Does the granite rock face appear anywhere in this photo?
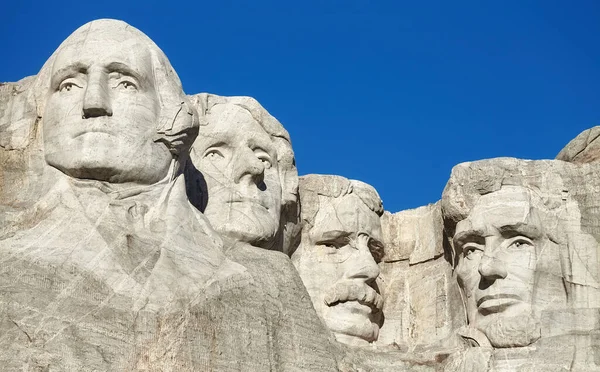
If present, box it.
[292,174,385,347]
[1,18,599,371]
[0,19,340,371]
[186,93,300,255]
[376,202,464,351]
[557,126,600,163]
[441,158,600,371]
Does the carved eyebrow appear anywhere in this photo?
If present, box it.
[248,136,276,155]
[453,229,485,246]
[316,230,351,242]
[51,62,87,89]
[105,62,144,83]
[199,131,232,148]
[204,140,228,148]
[498,223,541,240]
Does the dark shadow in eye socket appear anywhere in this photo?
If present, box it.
[257,181,267,191]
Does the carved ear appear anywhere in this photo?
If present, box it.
[148,46,199,156]
[274,139,299,207]
[155,99,199,156]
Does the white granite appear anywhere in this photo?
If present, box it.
[1,17,599,372]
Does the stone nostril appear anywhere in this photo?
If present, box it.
[82,107,113,119]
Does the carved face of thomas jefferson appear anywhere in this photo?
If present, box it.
[43,22,172,184]
[191,103,283,247]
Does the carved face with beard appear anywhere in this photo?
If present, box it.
[292,175,384,347]
[453,186,543,348]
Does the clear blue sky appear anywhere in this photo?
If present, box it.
[3,1,599,212]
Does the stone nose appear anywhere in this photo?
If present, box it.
[344,238,380,284]
[232,148,265,185]
[82,72,113,118]
[478,254,508,281]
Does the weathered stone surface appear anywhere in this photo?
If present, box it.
[185,95,341,369]
[186,93,300,254]
[376,201,463,352]
[441,157,600,370]
[376,256,465,351]
[381,202,444,264]
[557,126,600,163]
[0,75,36,150]
[292,174,384,347]
[3,17,600,371]
[0,19,340,371]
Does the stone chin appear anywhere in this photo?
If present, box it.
[478,312,541,348]
[208,209,278,247]
[323,302,380,346]
[45,145,172,185]
[44,128,173,185]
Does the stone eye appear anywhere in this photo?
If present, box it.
[318,235,351,252]
[260,158,271,168]
[317,241,342,252]
[117,80,137,91]
[255,152,272,169]
[508,238,533,250]
[204,149,224,160]
[463,245,483,260]
[59,80,81,92]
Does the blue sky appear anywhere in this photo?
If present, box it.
[2,1,599,212]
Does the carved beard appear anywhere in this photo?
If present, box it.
[479,312,541,348]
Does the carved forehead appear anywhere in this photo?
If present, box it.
[35,19,184,114]
[194,103,277,156]
[61,19,147,44]
[454,186,543,239]
[299,175,383,226]
[469,186,531,222]
[207,104,269,135]
[53,21,153,73]
[309,193,383,241]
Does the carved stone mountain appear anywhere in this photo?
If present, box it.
[1,18,599,372]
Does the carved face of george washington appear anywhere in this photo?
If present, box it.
[43,21,173,185]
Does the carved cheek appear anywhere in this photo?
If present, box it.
[456,259,479,292]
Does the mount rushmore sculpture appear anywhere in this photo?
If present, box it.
[0,19,598,371]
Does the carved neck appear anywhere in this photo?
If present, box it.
[62,159,180,222]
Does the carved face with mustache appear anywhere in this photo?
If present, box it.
[293,190,384,346]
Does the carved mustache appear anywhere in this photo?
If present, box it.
[323,281,383,313]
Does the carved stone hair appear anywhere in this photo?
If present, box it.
[441,158,564,240]
[32,19,198,158]
[190,93,298,207]
[298,174,384,230]
[441,158,600,308]
[188,93,299,253]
